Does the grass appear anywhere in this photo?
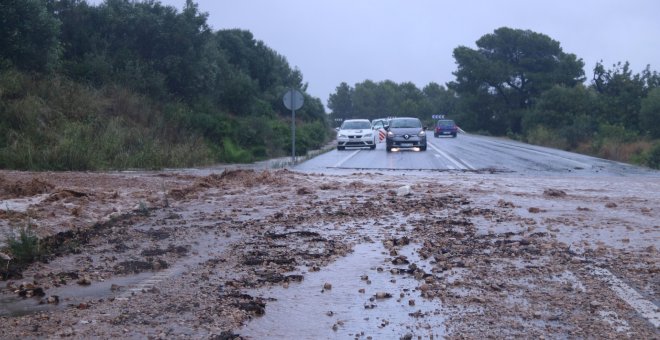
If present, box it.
[270,140,336,169]
[5,224,41,265]
[0,70,333,171]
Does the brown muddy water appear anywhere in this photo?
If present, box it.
[240,242,446,339]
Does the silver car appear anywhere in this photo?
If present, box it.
[336,119,377,150]
[385,117,427,152]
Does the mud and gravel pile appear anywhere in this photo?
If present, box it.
[0,169,657,338]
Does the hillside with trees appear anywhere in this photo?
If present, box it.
[0,0,331,170]
[328,27,660,169]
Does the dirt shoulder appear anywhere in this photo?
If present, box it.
[0,169,658,338]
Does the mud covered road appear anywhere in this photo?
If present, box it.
[0,168,658,338]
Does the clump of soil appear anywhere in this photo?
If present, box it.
[0,177,54,198]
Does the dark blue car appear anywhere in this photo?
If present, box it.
[434,119,458,138]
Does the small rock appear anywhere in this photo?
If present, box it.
[392,256,409,265]
[77,277,91,286]
[408,299,415,306]
[323,282,332,290]
[605,202,617,208]
[396,185,411,196]
[375,292,392,299]
[297,187,313,195]
[543,189,567,197]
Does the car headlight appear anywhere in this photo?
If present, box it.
[418,130,426,136]
[338,134,346,138]
[387,131,394,137]
[364,133,373,138]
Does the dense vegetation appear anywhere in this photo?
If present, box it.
[329,27,660,169]
[0,0,331,170]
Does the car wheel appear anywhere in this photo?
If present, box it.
[420,145,427,151]
[386,146,392,152]
[434,133,439,138]
[452,133,457,138]
[370,145,376,150]
[337,146,345,151]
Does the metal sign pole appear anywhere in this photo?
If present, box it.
[282,88,303,166]
[291,88,296,164]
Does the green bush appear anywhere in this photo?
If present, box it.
[648,142,660,169]
[525,126,568,150]
[221,138,252,163]
[6,225,41,264]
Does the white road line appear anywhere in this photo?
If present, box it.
[588,266,660,328]
[461,159,475,170]
[333,149,360,168]
[428,143,471,170]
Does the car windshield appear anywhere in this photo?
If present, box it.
[437,120,455,127]
[390,118,421,128]
[341,121,370,129]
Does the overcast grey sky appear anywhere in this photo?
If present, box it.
[92,0,660,109]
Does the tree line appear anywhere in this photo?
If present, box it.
[329,27,660,168]
[0,0,330,170]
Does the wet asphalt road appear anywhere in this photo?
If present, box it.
[295,133,659,177]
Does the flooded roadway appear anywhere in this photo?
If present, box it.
[241,242,445,339]
[1,138,659,338]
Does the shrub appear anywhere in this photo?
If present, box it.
[6,225,41,264]
[648,142,660,169]
[221,138,252,163]
[525,126,568,150]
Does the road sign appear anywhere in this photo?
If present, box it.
[283,89,304,164]
[283,89,304,111]
[432,114,446,119]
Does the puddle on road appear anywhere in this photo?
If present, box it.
[0,228,240,317]
[240,242,446,339]
[0,272,153,317]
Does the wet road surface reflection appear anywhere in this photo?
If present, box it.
[240,242,446,339]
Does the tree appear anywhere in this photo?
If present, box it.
[0,0,61,72]
[328,82,354,119]
[422,82,458,119]
[640,87,660,138]
[449,27,585,134]
[523,84,599,147]
[591,61,649,130]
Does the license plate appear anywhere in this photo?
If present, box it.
[442,131,451,134]
[401,143,413,147]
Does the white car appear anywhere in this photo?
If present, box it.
[336,119,377,150]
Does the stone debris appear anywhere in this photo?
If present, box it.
[0,169,657,339]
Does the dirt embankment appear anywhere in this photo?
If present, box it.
[0,169,658,338]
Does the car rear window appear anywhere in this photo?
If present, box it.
[342,121,371,129]
[390,118,421,128]
[437,120,455,127]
